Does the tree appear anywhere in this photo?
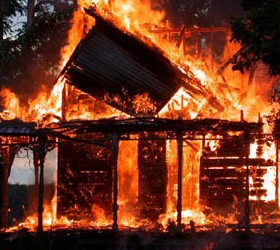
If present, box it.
[230,0,280,76]
[0,0,76,104]
[27,0,35,30]
[0,0,23,42]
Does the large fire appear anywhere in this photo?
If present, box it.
[1,0,279,232]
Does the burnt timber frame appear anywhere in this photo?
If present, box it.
[150,26,230,72]
[0,117,277,233]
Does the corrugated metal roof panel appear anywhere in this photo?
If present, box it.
[59,9,186,116]
[0,120,36,135]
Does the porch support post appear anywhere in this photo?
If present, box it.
[244,130,250,233]
[37,136,46,233]
[112,132,119,232]
[176,131,183,232]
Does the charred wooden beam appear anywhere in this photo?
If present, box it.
[69,118,263,135]
[175,25,186,49]
[149,27,230,35]
[216,46,248,75]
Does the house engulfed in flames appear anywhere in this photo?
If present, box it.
[0,2,280,241]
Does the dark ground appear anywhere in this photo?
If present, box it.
[2,228,280,250]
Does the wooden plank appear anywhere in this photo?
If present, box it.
[201,178,246,186]
[200,169,267,178]
[200,158,274,167]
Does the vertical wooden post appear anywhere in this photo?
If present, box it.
[202,132,206,151]
[210,31,214,73]
[27,0,35,30]
[275,140,279,206]
[33,151,39,204]
[244,130,250,233]
[37,136,46,233]
[0,147,9,229]
[61,83,67,122]
[176,131,183,232]
[112,132,119,232]
[196,31,201,59]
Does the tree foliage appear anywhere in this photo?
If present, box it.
[1,0,24,38]
[0,0,75,104]
[230,0,280,76]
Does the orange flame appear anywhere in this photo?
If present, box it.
[2,0,279,232]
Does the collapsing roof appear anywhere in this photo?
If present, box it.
[58,7,224,116]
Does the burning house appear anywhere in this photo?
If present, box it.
[1,1,280,249]
[54,6,278,224]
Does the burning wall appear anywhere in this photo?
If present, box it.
[57,139,113,220]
